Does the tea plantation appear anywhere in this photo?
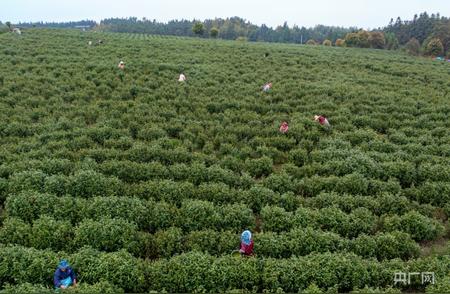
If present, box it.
[0,29,449,293]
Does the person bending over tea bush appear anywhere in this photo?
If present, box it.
[239,230,254,256]
[314,115,331,128]
[262,82,272,92]
[54,260,77,290]
[279,121,289,133]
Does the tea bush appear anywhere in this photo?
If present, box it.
[381,211,445,241]
[0,29,448,292]
[73,218,141,253]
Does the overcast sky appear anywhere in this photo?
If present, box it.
[2,0,449,29]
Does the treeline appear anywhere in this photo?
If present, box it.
[99,17,354,43]
[16,20,96,29]
[384,12,450,57]
[7,12,450,56]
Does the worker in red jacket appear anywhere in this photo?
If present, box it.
[314,115,330,127]
[279,121,289,133]
[239,230,254,256]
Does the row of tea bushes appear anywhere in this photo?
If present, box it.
[0,245,448,293]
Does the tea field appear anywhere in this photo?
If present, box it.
[0,29,449,293]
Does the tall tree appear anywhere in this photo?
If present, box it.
[405,38,421,55]
[192,22,205,36]
[432,20,450,54]
[385,32,399,50]
[210,27,219,38]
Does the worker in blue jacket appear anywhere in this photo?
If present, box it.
[53,260,77,290]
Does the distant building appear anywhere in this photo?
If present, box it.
[74,25,91,31]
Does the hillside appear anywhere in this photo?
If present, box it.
[0,29,449,293]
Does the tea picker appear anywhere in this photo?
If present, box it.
[314,115,331,128]
[54,260,77,291]
[239,230,254,256]
[279,121,289,133]
[262,82,272,92]
[118,61,125,70]
[178,73,186,82]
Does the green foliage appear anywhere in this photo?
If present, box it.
[73,218,140,252]
[65,281,124,294]
[30,216,73,251]
[176,200,220,231]
[80,196,149,229]
[68,170,122,198]
[70,247,145,293]
[426,276,450,293]
[0,218,31,247]
[8,170,47,194]
[385,32,399,50]
[405,38,421,55]
[210,27,219,38]
[261,206,293,232]
[1,245,449,292]
[0,283,53,294]
[350,286,401,293]
[302,283,323,293]
[0,29,448,294]
[154,227,183,258]
[382,211,444,241]
[5,191,79,223]
[0,245,59,287]
[351,231,420,260]
[147,251,260,293]
[243,185,279,213]
[245,156,273,178]
[192,22,205,36]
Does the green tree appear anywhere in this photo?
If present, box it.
[192,22,205,36]
[306,39,317,45]
[405,38,421,56]
[210,27,219,38]
[385,32,399,50]
[5,21,12,31]
[432,21,450,54]
[368,32,386,49]
[322,39,332,46]
[424,38,444,56]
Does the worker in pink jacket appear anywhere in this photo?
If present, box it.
[279,121,289,133]
[314,115,330,127]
